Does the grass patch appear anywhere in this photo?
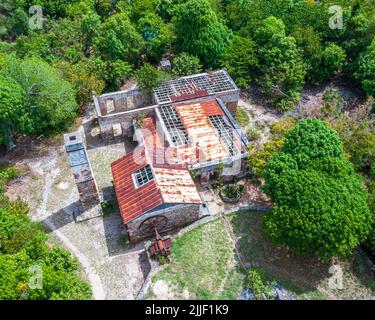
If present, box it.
[151,220,245,299]
[235,106,250,127]
[150,211,375,300]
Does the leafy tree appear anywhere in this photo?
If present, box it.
[48,18,86,63]
[94,12,143,64]
[316,43,346,82]
[172,53,202,77]
[342,11,373,61]
[43,246,79,273]
[256,18,306,111]
[15,33,54,62]
[282,118,344,167]
[173,0,232,68]
[0,0,28,40]
[94,0,114,17]
[80,11,102,54]
[155,0,175,21]
[354,37,375,97]
[220,36,259,88]
[0,75,29,145]
[0,207,47,259]
[54,60,105,106]
[291,26,324,84]
[22,0,83,18]
[262,119,372,260]
[137,12,173,63]
[134,63,168,93]
[1,55,78,135]
[253,16,286,45]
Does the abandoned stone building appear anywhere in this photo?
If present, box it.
[73,69,249,242]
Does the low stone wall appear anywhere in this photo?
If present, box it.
[97,106,156,139]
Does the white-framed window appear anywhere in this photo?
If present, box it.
[132,165,154,188]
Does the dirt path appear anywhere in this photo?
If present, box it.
[222,215,249,271]
[25,149,107,300]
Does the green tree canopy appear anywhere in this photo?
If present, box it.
[173,0,232,68]
[0,75,29,144]
[262,119,372,261]
[134,63,168,93]
[256,19,306,111]
[137,12,174,63]
[220,36,259,88]
[355,37,375,97]
[1,55,78,135]
[94,12,143,64]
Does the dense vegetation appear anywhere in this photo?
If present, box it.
[1,0,375,294]
[262,119,373,260]
[0,0,374,144]
[0,167,92,300]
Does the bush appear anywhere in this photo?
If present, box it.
[172,53,202,77]
[247,268,267,299]
[221,184,240,199]
[247,128,261,141]
[247,268,276,300]
[235,107,250,127]
[134,63,168,93]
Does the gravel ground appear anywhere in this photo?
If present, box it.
[3,106,150,300]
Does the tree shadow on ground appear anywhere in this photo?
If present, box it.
[347,249,375,295]
[229,211,331,297]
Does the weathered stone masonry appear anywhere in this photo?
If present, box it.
[127,203,202,242]
[64,131,101,210]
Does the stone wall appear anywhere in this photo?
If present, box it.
[126,203,203,243]
[76,180,101,209]
[97,89,151,115]
[97,106,157,139]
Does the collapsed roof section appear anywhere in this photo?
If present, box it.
[153,69,239,105]
[151,99,249,169]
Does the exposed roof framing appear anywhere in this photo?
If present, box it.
[209,115,238,157]
[153,69,238,104]
[158,105,189,147]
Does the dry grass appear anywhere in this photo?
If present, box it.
[149,219,245,300]
[149,211,375,300]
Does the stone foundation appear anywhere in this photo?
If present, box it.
[126,203,204,243]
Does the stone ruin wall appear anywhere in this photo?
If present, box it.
[126,203,202,243]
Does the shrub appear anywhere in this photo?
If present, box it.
[134,63,168,93]
[172,53,202,77]
[247,127,261,141]
[235,107,250,127]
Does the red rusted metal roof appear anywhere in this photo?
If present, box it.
[111,148,164,224]
[112,150,202,224]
